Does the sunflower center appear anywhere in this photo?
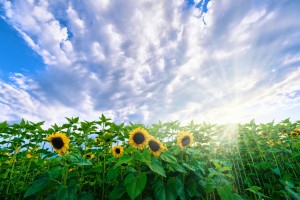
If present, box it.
[115,148,121,154]
[52,137,64,149]
[182,136,190,146]
[149,140,160,152]
[133,132,145,144]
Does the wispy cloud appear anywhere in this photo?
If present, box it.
[0,0,300,125]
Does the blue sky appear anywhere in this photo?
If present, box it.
[0,0,300,125]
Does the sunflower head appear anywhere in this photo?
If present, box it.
[148,137,166,157]
[46,132,70,154]
[177,131,194,149]
[5,152,11,157]
[26,154,33,159]
[84,153,95,160]
[95,137,104,146]
[112,145,124,158]
[291,127,300,136]
[129,128,150,149]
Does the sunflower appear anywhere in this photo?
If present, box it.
[129,128,150,149]
[5,152,11,157]
[177,131,194,149]
[46,132,70,154]
[95,138,104,146]
[26,154,33,159]
[112,145,124,158]
[291,127,300,137]
[14,147,21,154]
[148,137,166,157]
[84,153,95,160]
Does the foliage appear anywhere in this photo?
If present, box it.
[0,116,300,199]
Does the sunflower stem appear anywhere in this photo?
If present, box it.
[102,154,106,200]
[6,149,17,196]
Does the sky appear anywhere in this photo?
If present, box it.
[0,0,300,126]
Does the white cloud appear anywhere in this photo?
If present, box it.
[0,0,300,125]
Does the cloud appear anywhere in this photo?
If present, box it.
[0,0,300,125]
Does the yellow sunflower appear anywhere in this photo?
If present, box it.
[291,127,300,137]
[84,153,95,160]
[177,131,194,149]
[111,145,124,158]
[148,137,166,157]
[129,128,150,149]
[95,137,104,146]
[26,154,33,159]
[46,132,70,154]
[5,152,11,157]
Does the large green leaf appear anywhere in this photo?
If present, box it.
[48,166,65,179]
[168,163,187,174]
[246,186,269,199]
[273,168,281,176]
[54,184,68,200]
[176,176,186,200]
[78,191,94,200]
[110,183,126,200]
[166,178,179,200]
[216,185,234,200]
[160,151,177,163]
[124,173,147,199]
[66,152,92,166]
[154,179,166,200]
[186,178,200,198]
[285,186,300,200]
[134,150,151,163]
[154,178,178,200]
[107,167,120,181]
[147,159,166,177]
[115,155,132,167]
[182,163,195,171]
[24,173,58,198]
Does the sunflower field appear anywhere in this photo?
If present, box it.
[1,115,300,200]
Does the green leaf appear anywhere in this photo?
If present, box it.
[160,151,177,163]
[216,185,234,200]
[186,178,200,197]
[134,150,151,163]
[66,153,92,166]
[154,179,166,200]
[220,166,232,172]
[107,167,120,181]
[67,179,78,199]
[246,186,269,198]
[166,178,179,200]
[267,148,281,153]
[115,155,132,167]
[244,177,253,188]
[74,159,92,166]
[168,163,187,173]
[48,166,64,179]
[182,163,195,171]
[24,173,58,198]
[126,167,137,173]
[78,191,94,200]
[147,159,166,177]
[247,186,261,192]
[285,186,300,200]
[273,168,281,176]
[176,176,186,200]
[124,173,147,199]
[55,184,68,200]
[110,183,126,200]
[233,193,244,200]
